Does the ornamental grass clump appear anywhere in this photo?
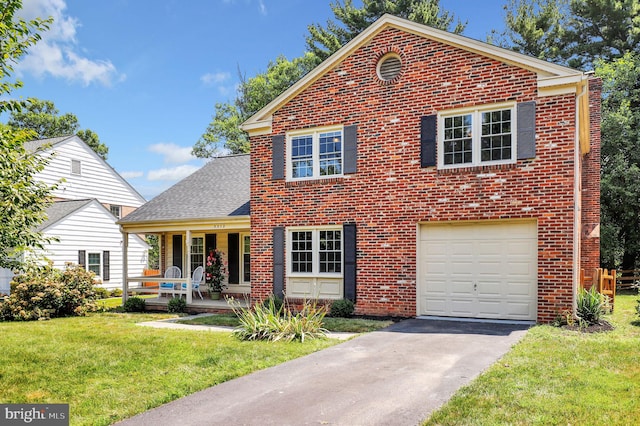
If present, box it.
[229,296,328,342]
[576,286,607,326]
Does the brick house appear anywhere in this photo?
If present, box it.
[241,14,600,323]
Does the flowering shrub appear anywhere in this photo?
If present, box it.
[0,263,98,321]
[205,248,226,293]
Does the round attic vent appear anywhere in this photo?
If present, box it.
[377,54,402,82]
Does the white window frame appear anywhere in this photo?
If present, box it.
[287,226,343,278]
[438,102,517,169]
[241,233,250,284]
[87,252,101,277]
[110,205,122,219]
[190,236,204,276]
[286,125,344,181]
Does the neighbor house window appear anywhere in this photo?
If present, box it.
[110,205,121,219]
[71,159,82,175]
[439,104,516,168]
[287,126,343,180]
[288,227,342,276]
[88,253,101,276]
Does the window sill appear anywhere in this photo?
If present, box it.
[285,176,345,187]
[436,162,518,175]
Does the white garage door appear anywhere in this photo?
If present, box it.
[418,221,537,320]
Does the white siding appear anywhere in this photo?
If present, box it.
[35,137,145,207]
[30,201,148,290]
[0,268,13,295]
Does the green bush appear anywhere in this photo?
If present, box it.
[0,263,98,321]
[123,296,146,312]
[576,286,607,325]
[110,288,123,297]
[94,287,110,299]
[230,297,327,342]
[330,299,355,317]
[167,297,186,313]
[261,294,283,312]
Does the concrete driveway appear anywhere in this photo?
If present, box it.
[115,319,529,426]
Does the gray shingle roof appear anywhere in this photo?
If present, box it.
[24,135,75,152]
[119,154,250,224]
[38,199,94,231]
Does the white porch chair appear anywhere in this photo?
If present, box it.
[181,266,204,300]
[159,266,181,297]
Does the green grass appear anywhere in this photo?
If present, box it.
[177,313,394,333]
[0,312,336,425]
[424,292,640,425]
[95,295,157,310]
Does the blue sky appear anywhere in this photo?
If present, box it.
[13,0,508,200]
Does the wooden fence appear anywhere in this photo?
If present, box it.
[616,269,640,290]
[580,268,616,308]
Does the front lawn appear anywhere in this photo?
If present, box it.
[0,312,336,426]
[177,313,394,333]
[424,292,640,425]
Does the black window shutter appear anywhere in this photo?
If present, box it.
[517,101,536,159]
[228,233,240,284]
[172,235,183,272]
[272,134,285,180]
[343,125,357,174]
[420,115,437,167]
[103,251,110,281]
[343,224,357,301]
[78,250,86,267]
[205,234,217,252]
[273,227,285,299]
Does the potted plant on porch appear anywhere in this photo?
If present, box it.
[205,248,226,300]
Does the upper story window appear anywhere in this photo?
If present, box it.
[71,159,82,175]
[110,205,122,219]
[439,104,516,169]
[287,126,343,180]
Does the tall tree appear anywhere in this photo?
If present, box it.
[498,0,640,69]
[306,0,467,64]
[0,0,51,114]
[8,99,109,160]
[193,54,316,157]
[498,0,640,269]
[596,53,640,270]
[0,0,55,269]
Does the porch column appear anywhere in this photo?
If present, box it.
[186,229,192,304]
[121,229,129,304]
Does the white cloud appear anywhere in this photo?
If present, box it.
[147,165,200,181]
[200,71,231,86]
[120,171,144,179]
[16,0,124,86]
[258,0,267,15]
[148,143,196,164]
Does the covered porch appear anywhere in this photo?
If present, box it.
[120,217,251,307]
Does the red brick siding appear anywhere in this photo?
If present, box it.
[580,77,602,273]
[250,27,597,322]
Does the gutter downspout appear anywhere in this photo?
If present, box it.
[573,77,589,315]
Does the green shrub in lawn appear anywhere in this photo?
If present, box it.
[167,297,187,313]
[94,286,110,299]
[576,286,607,325]
[123,296,146,312]
[0,263,98,321]
[230,297,328,342]
[330,298,355,317]
[110,288,123,297]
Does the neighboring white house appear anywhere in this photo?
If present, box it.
[0,135,148,293]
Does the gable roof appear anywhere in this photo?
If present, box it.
[118,154,250,226]
[241,14,586,136]
[37,199,95,231]
[26,135,146,204]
